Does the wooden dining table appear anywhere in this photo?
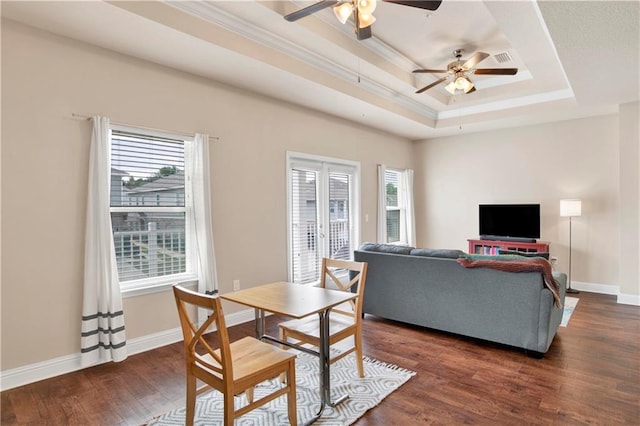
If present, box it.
[220,281,357,425]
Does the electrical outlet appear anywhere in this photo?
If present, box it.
[233,279,240,291]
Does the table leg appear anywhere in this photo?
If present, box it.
[254,308,265,340]
[319,310,330,410]
[322,309,348,408]
[304,310,350,425]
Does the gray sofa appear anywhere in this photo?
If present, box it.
[354,243,567,356]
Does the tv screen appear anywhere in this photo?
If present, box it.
[479,204,540,240]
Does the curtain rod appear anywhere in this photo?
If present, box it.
[71,113,220,141]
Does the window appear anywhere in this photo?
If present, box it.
[385,169,403,243]
[287,152,360,285]
[110,127,196,290]
[379,167,415,246]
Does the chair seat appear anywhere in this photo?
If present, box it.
[198,336,296,384]
[229,337,296,384]
[279,312,355,344]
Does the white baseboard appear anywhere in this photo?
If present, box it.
[225,307,261,327]
[571,280,619,295]
[572,280,640,306]
[617,293,640,306]
[0,307,257,392]
[0,352,83,393]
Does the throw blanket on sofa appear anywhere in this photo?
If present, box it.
[456,257,562,308]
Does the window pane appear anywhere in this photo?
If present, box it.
[112,212,186,282]
[385,170,399,207]
[111,131,185,207]
[329,172,351,261]
[290,169,320,284]
[387,209,400,243]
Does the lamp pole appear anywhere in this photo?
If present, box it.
[566,215,579,293]
[560,199,581,294]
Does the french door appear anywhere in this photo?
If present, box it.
[287,152,360,285]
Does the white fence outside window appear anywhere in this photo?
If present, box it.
[113,223,186,281]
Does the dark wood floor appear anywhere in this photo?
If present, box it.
[2,291,639,425]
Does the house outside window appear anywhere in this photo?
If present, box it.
[109,127,197,291]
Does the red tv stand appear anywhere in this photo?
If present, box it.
[468,238,550,255]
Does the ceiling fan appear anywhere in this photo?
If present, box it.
[284,0,442,40]
[413,49,518,95]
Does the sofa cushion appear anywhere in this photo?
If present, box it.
[498,249,550,260]
[410,248,465,259]
[359,242,414,255]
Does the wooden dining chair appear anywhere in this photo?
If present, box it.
[172,285,297,426]
[278,258,368,377]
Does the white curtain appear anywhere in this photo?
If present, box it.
[81,116,127,367]
[187,134,218,297]
[376,164,387,243]
[403,169,416,246]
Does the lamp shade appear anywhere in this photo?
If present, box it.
[560,199,582,217]
[358,12,375,28]
[357,0,376,15]
[333,2,353,24]
[455,76,474,93]
[445,72,474,94]
[444,81,456,94]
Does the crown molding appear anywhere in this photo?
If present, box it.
[166,1,438,120]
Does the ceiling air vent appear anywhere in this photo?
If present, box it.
[493,52,512,64]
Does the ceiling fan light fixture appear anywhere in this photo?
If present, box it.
[333,2,353,24]
[358,12,376,28]
[444,81,456,95]
[456,76,474,93]
[357,0,377,15]
[445,74,474,94]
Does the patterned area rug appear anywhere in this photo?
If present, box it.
[145,351,415,425]
[560,296,579,327]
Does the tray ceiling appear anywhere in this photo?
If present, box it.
[2,1,638,139]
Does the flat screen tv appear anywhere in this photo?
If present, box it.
[479,204,540,241]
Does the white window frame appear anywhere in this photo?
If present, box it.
[384,168,409,245]
[286,151,361,285]
[109,124,198,296]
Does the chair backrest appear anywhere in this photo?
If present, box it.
[173,285,232,384]
[320,258,368,318]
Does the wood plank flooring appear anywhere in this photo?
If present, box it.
[2,291,639,425]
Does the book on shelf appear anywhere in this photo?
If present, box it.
[479,246,499,255]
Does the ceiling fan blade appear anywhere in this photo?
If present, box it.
[284,1,337,22]
[462,52,490,70]
[413,69,448,74]
[383,0,443,11]
[473,68,518,75]
[416,76,447,94]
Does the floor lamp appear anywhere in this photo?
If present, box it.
[560,199,582,294]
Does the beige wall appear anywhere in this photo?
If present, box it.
[619,102,640,301]
[413,116,621,290]
[0,20,413,371]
